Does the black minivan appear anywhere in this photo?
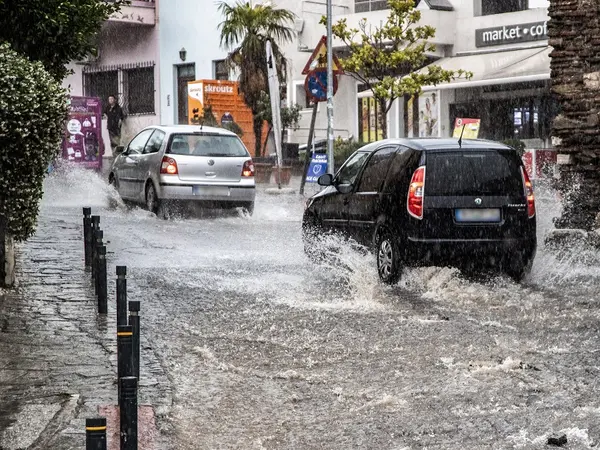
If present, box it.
[302,138,537,283]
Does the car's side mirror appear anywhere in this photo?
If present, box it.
[317,174,334,186]
[116,145,125,155]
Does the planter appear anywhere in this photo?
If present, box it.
[272,166,293,185]
[254,163,273,184]
[0,216,15,288]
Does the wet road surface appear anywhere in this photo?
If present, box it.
[2,168,600,449]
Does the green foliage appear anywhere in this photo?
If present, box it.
[222,121,244,137]
[0,43,68,241]
[218,0,295,156]
[322,0,471,137]
[334,137,364,165]
[190,105,244,137]
[255,91,302,131]
[0,0,126,80]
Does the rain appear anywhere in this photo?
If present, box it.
[17,163,599,449]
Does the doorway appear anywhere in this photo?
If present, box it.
[176,64,195,124]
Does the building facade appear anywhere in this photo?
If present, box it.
[63,0,160,156]
[312,0,554,149]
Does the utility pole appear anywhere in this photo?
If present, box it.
[326,0,334,175]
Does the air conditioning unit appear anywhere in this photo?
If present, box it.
[78,50,100,65]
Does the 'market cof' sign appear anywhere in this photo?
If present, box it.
[475,21,548,48]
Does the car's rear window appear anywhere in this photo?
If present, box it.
[425,150,523,196]
[167,133,249,157]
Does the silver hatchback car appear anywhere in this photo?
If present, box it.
[109,125,256,215]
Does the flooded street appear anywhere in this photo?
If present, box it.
[35,168,600,449]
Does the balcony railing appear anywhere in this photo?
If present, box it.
[106,0,156,26]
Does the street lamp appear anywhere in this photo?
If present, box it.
[326,0,334,175]
[179,47,187,62]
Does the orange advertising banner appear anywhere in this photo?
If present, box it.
[187,80,257,155]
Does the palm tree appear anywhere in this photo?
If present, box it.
[218,1,295,157]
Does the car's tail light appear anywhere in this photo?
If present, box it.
[521,166,535,218]
[242,160,254,177]
[160,156,178,175]
[407,166,426,219]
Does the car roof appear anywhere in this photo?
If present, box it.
[359,138,512,152]
[152,124,238,137]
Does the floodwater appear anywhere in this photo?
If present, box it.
[38,166,600,449]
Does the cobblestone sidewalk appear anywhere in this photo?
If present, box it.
[0,211,169,449]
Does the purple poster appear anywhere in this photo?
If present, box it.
[62,96,105,170]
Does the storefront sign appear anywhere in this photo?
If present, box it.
[475,21,548,48]
[306,153,328,183]
[61,96,104,170]
[453,118,481,139]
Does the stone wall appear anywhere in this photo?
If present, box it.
[548,0,600,230]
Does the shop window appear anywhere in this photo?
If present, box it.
[213,60,229,81]
[481,0,528,15]
[358,97,385,142]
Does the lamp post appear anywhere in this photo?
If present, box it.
[326,0,334,175]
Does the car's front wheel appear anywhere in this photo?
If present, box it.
[376,230,403,284]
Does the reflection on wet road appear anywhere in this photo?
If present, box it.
[38,168,600,448]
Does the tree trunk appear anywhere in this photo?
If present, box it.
[378,98,388,139]
[0,215,15,288]
[548,0,600,230]
[262,125,273,157]
[253,115,263,158]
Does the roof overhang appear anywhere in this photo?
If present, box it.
[420,46,551,91]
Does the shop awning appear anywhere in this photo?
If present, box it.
[420,46,551,91]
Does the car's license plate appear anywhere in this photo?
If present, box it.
[455,208,501,222]
[192,186,230,196]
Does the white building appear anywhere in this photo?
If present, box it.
[63,1,160,155]
[68,0,553,156]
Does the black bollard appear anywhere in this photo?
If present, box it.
[94,230,103,294]
[83,207,92,267]
[97,246,108,314]
[128,301,140,380]
[119,376,138,450]
[116,266,128,327]
[85,417,107,450]
[117,325,134,401]
[90,216,100,277]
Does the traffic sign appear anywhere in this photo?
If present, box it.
[301,35,343,75]
[304,69,339,103]
[306,153,328,183]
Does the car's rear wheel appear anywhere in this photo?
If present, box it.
[145,182,161,216]
[504,256,533,282]
[377,230,402,284]
[241,201,255,216]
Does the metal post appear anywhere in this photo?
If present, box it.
[128,301,140,381]
[83,207,92,267]
[116,266,128,327]
[86,417,107,450]
[326,0,335,175]
[119,376,138,450]
[98,246,107,314]
[94,230,104,295]
[117,325,134,401]
[90,216,100,279]
[299,102,320,196]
